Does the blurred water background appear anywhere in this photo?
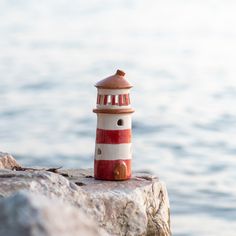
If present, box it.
[1,0,236,235]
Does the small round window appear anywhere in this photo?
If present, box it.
[117,119,124,126]
[97,148,102,155]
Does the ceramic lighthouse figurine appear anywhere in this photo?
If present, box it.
[93,69,134,180]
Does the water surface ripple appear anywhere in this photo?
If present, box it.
[0,1,236,235]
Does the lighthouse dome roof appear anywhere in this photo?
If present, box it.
[95,69,132,89]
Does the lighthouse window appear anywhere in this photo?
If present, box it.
[117,119,124,126]
[103,95,108,105]
[97,95,102,104]
[112,95,119,105]
[118,94,123,106]
[118,94,130,106]
[123,94,127,105]
[97,148,102,155]
[123,94,129,105]
[112,95,116,105]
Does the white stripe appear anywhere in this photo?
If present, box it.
[97,114,131,130]
[95,143,132,160]
[97,104,131,109]
[98,89,130,95]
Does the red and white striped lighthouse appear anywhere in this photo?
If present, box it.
[93,69,134,180]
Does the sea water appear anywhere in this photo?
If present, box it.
[0,0,236,235]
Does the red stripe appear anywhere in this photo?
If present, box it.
[94,159,131,180]
[118,94,123,106]
[119,94,127,106]
[112,95,116,105]
[122,94,126,106]
[96,129,131,144]
[104,95,108,105]
[125,94,129,105]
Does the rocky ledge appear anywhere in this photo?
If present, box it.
[0,152,171,236]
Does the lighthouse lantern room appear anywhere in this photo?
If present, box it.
[93,69,134,180]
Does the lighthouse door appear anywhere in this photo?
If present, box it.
[114,161,127,180]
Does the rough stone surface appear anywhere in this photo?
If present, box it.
[0,152,21,169]
[0,168,88,206]
[0,191,108,236]
[61,169,171,236]
[0,156,171,236]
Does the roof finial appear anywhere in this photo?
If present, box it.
[116,69,125,77]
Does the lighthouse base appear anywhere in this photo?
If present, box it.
[94,159,131,181]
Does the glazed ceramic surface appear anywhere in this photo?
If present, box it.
[94,70,134,180]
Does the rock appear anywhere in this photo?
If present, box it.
[0,168,88,206]
[0,152,20,169]
[0,191,108,236]
[61,169,171,236]
[0,167,171,236]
